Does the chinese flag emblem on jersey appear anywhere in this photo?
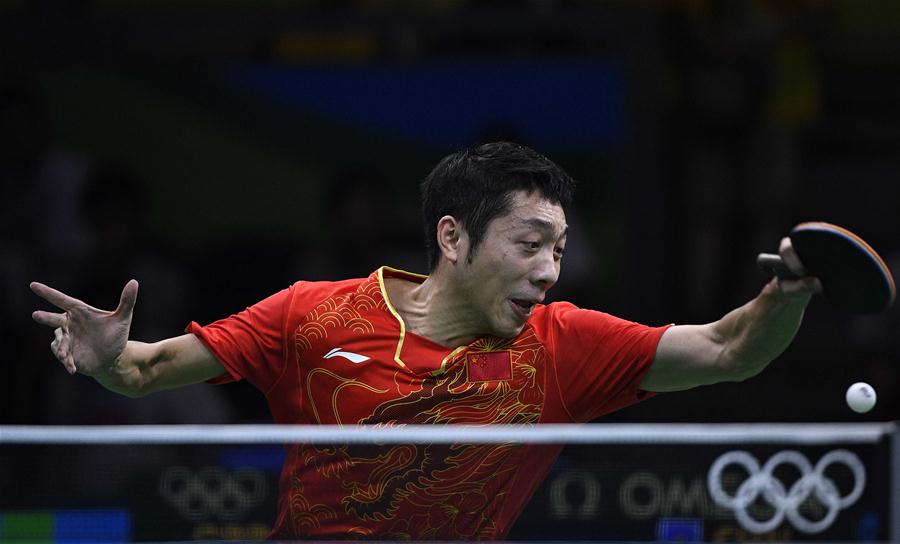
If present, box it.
[466,351,512,382]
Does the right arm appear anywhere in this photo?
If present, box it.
[31,279,225,398]
[96,335,224,398]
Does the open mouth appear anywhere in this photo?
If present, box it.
[510,299,537,320]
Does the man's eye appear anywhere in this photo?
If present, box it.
[522,241,541,251]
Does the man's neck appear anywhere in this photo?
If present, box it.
[383,269,486,348]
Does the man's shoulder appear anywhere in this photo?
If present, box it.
[286,270,388,315]
[528,300,577,322]
[291,276,368,293]
[290,269,381,295]
[527,301,627,334]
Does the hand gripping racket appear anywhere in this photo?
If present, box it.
[757,222,896,314]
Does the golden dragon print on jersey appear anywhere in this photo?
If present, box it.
[289,331,546,539]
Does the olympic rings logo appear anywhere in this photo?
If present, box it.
[159,466,268,522]
[707,450,865,534]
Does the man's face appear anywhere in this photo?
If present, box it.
[456,190,567,338]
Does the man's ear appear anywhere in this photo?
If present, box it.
[436,215,466,265]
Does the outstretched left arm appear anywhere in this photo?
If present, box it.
[640,238,821,392]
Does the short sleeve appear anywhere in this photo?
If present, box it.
[186,286,292,394]
[540,302,671,422]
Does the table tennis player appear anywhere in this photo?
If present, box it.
[31,142,822,539]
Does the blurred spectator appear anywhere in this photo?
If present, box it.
[298,167,424,280]
[664,1,814,319]
[42,162,235,424]
[0,69,91,423]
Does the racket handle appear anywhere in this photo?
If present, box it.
[757,253,800,279]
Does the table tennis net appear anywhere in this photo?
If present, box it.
[1,422,897,542]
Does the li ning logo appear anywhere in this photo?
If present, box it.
[323,347,370,364]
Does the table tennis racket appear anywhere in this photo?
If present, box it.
[757,222,896,314]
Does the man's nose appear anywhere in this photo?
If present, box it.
[532,251,559,290]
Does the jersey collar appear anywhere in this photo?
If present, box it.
[376,266,469,376]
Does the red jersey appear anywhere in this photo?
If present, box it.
[187,267,669,539]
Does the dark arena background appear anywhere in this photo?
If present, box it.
[1,1,899,542]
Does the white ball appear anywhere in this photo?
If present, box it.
[845,382,877,413]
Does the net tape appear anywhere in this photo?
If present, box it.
[1,422,896,445]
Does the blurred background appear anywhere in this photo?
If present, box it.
[2,0,899,426]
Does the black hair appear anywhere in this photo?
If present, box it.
[420,142,576,271]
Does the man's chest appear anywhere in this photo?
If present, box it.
[291,321,548,426]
